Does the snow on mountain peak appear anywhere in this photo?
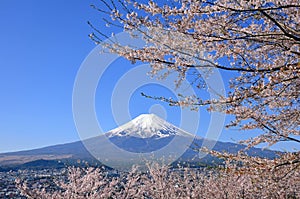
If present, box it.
[132,113,164,129]
[106,114,193,138]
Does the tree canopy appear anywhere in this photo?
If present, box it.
[90,0,299,148]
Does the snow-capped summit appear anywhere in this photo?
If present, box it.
[106,114,193,138]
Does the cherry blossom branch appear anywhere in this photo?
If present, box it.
[259,10,300,42]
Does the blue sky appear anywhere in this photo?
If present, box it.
[0,1,298,153]
[0,0,98,152]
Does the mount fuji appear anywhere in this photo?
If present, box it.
[104,114,195,153]
[0,114,278,170]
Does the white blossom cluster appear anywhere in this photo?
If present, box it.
[16,160,299,199]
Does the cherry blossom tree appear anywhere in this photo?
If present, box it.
[16,162,300,198]
[89,0,299,166]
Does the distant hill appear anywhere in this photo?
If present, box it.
[17,159,65,170]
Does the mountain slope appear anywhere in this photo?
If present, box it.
[0,114,279,169]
